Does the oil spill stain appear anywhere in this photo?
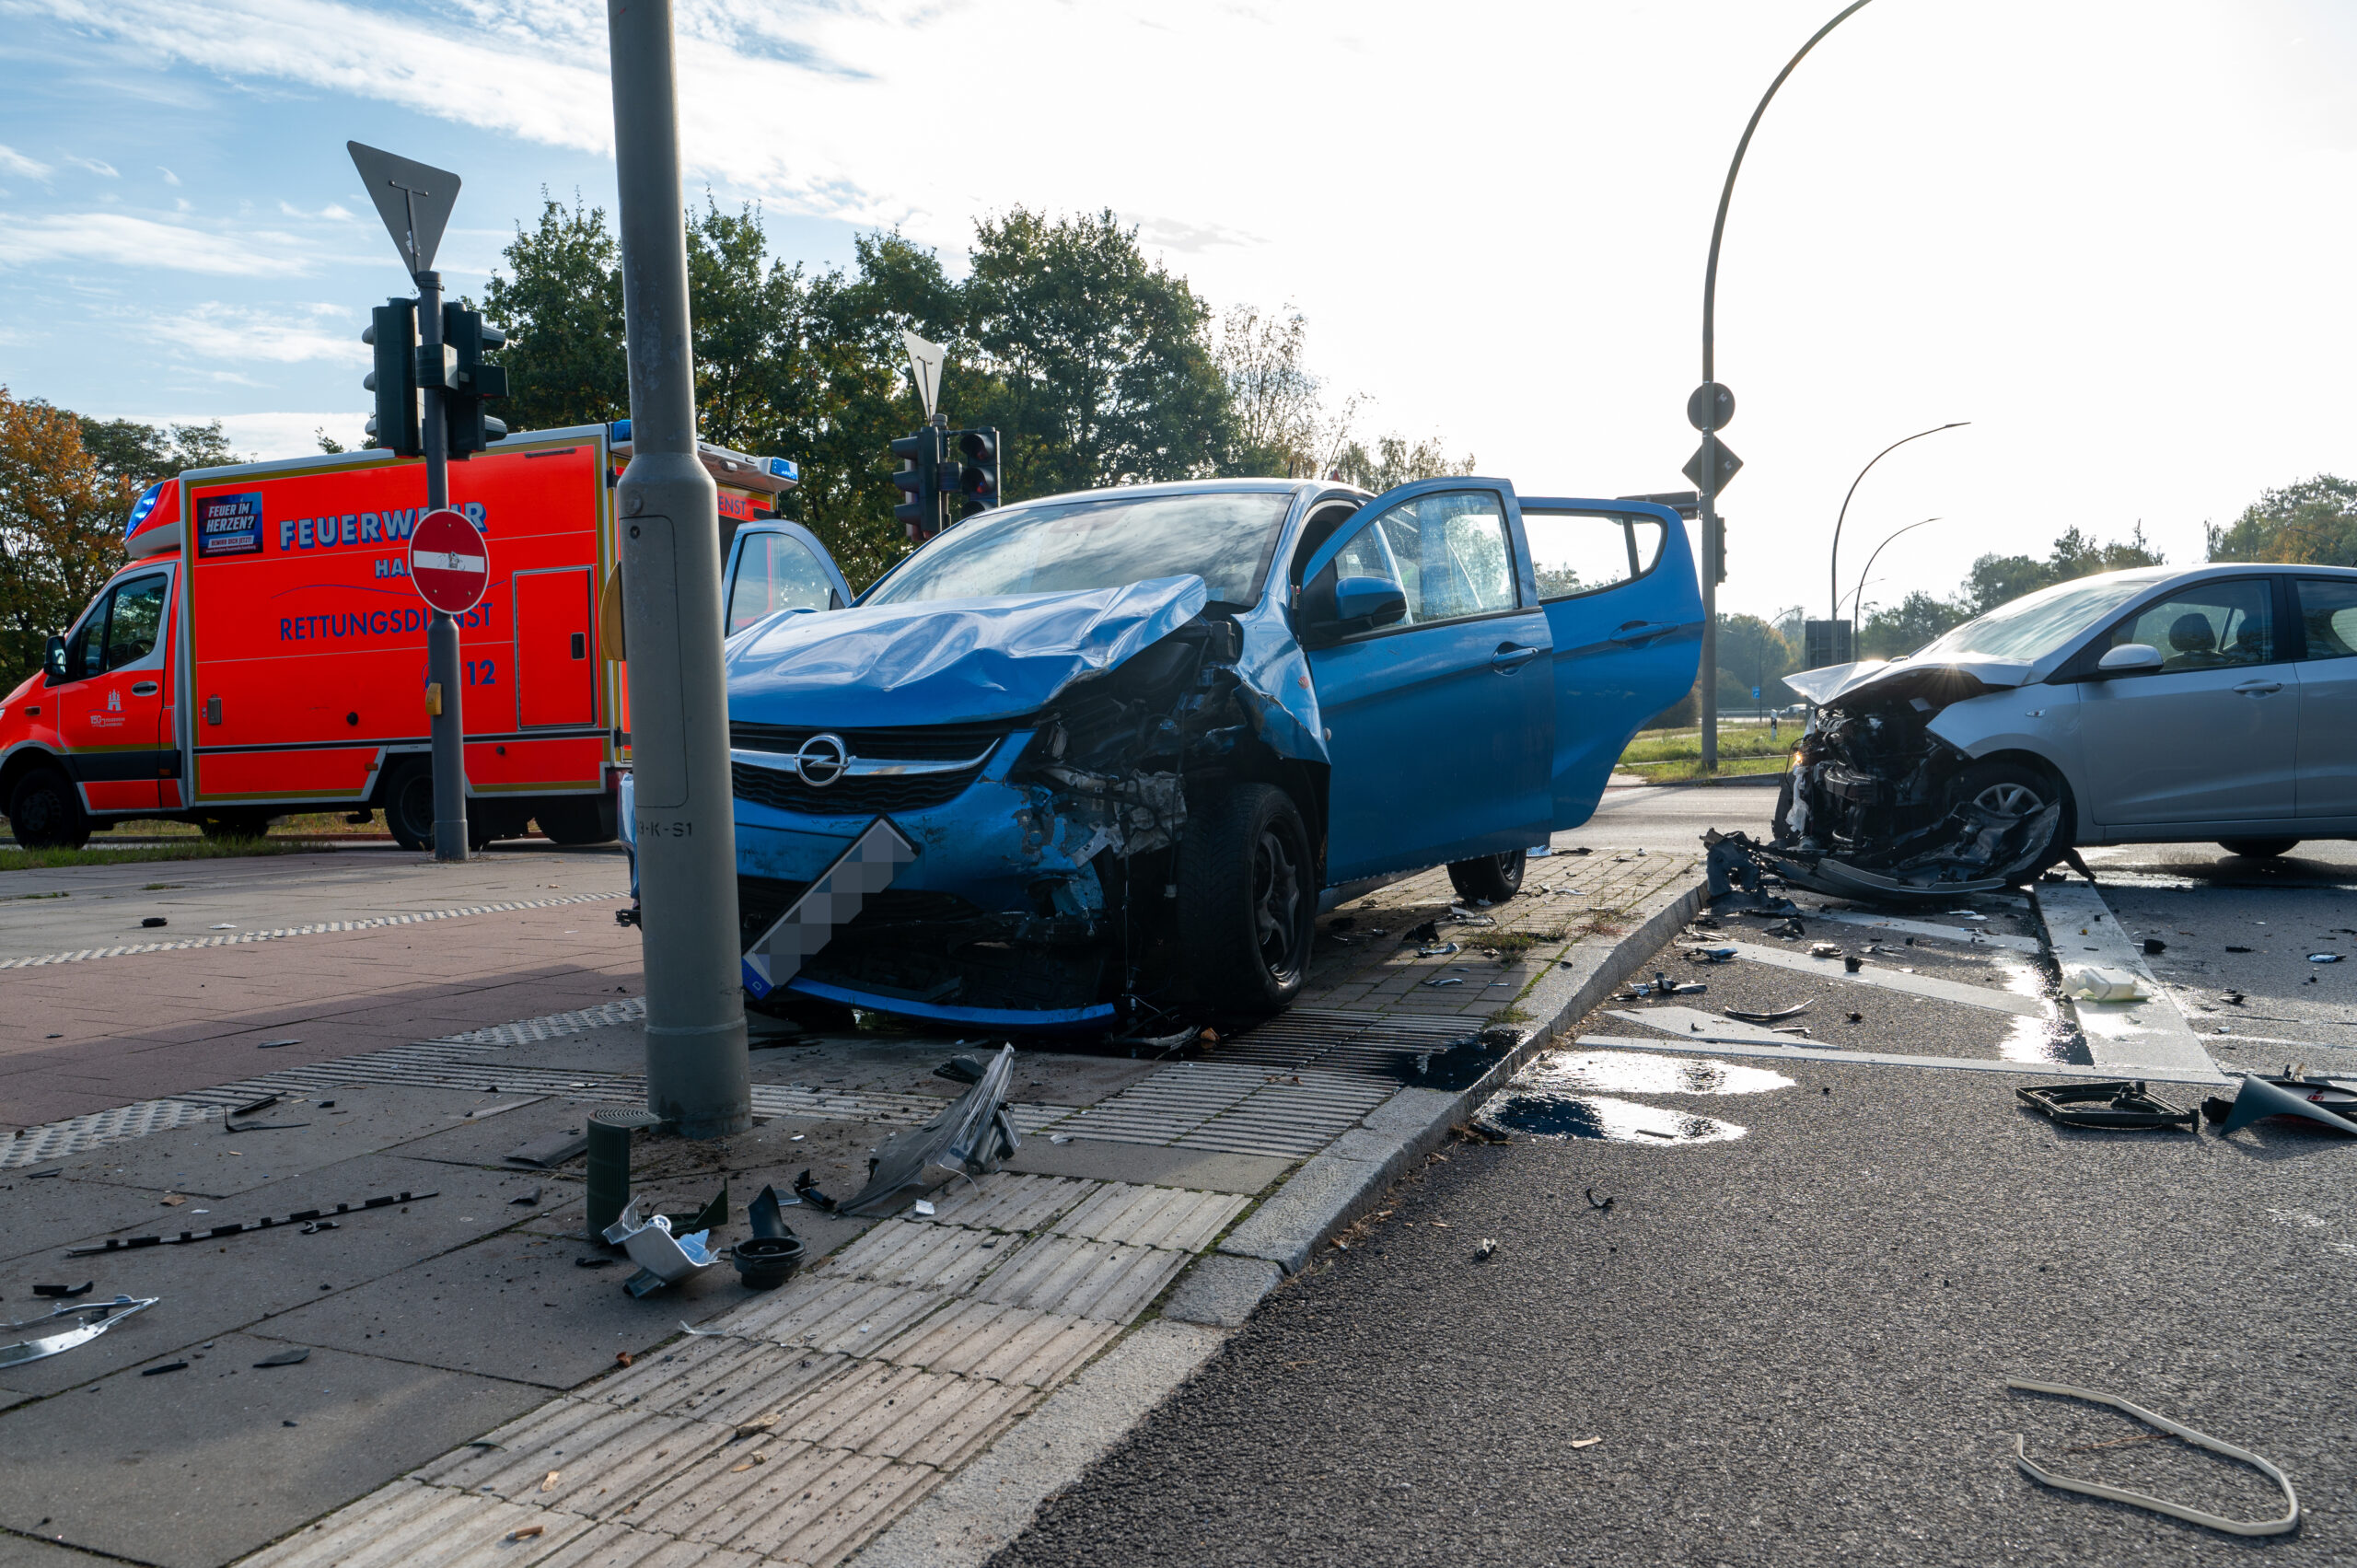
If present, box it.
[1483,1092,1747,1144]
[1520,1050,1793,1098]
[1475,1048,1790,1144]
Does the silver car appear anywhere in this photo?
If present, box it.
[1744,563,2357,900]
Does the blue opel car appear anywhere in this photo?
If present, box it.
[676,476,1701,1032]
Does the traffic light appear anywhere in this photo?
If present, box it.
[948,427,1000,515]
[890,425,946,542]
[362,298,421,457]
[441,304,509,459]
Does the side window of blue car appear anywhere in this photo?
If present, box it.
[1522,511,1666,600]
[727,531,839,633]
[1313,491,1518,630]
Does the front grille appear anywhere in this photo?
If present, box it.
[732,761,982,815]
[728,721,1008,816]
[737,873,982,945]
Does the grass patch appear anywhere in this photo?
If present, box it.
[1471,928,1568,958]
[1620,724,1794,768]
[1486,1005,1532,1025]
[0,839,317,873]
[93,811,386,839]
[1625,754,1790,783]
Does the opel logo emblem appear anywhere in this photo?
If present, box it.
[795,733,849,787]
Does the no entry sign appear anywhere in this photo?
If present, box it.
[408,506,488,615]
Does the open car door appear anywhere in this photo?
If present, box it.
[1517,500,1703,828]
[723,520,853,636]
[1295,478,1553,883]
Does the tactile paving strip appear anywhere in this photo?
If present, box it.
[0,892,624,970]
[1048,1060,1395,1159]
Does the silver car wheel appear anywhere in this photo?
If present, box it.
[1973,781,2045,818]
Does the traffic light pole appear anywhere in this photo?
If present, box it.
[607,0,750,1139]
[414,267,470,864]
[1699,494,1720,774]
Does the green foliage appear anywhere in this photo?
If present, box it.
[1961,524,2163,616]
[477,195,629,434]
[75,415,236,490]
[1857,590,1970,660]
[2205,474,2357,566]
[1330,434,1477,492]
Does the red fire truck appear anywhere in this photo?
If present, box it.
[0,423,798,851]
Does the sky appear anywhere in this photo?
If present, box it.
[2,0,2353,626]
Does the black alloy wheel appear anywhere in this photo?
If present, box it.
[1178,783,1317,1012]
[1446,849,1527,904]
[1949,758,2070,883]
[7,766,90,850]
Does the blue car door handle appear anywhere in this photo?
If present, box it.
[1608,621,1676,646]
[1491,642,1543,673]
[2234,679,2283,696]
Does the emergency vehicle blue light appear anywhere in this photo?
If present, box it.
[610,420,632,444]
[767,457,799,482]
[123,482,164,538]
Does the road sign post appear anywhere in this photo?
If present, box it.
[350,141,471,861]
[607,0,750,1138]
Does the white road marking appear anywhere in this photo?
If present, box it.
[2033,882,2220,1077]
[1577,1033,2226,1085]
[1715,940,2049,1016]
[1792,908,2044,954]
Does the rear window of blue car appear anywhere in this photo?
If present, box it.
[863,491,1293,608]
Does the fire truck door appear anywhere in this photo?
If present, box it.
[58,569,171,811]
[515,567,596,727]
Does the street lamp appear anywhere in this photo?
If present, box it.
[1845,516,1939,637]
[1690,0,1882,772]
[1829,424,1967,621]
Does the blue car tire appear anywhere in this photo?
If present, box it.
[1446,850,1526,904]
[1178,783,1316,1013]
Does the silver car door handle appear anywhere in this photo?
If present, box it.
[1607,621,1675,645]
[2233,679,2282,695]
[1491,642,1543,672]
[131,681,159,696]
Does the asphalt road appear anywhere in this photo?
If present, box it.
[994,790,2357,1568]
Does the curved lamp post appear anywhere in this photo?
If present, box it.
[1692,0,1881,772]
[1829,424,1967,621]
[1846,516,1940,633]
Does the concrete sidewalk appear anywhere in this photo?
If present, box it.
[0,838,1703,1568]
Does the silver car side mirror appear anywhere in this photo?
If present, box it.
[2094,643,2164,677]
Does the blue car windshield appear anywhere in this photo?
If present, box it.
[863,490,1293,608]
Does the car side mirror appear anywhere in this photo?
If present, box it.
[42,635,66,682]
[2092,643,2164,678]
[1334,575,1407,630]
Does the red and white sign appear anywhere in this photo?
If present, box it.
[407,506,488,615]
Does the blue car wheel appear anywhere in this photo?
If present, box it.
[1178,783,1316,1013]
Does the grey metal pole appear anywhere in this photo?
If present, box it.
[607,0,749,1138]
[1700,500,1719,772]
[414,269,470,864]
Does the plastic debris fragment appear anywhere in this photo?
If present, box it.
[2062,966,2146,1002]
[2015,1080,2197,1132]
[0,1295,158,1369]
[602,1195,722,1296]
[840,1044,1022,1216]
[2005,1377,2299,1536]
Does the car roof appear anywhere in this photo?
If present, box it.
[1000,477,1342,510]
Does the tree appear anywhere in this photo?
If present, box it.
[477,196,629,434]
[1713,612,1797,712]
[75,416,235,492]
[2206,475,2357,566]
[1857,590,1970,659]
[1962,523,2163,615]
[1330,433,1477,492]
[962,208,1230,496]
[0,389,142,680]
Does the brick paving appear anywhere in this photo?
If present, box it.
[1296,844,1697,1024]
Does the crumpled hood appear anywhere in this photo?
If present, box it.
[725,575,1210,729]
[1784,655,2035,709]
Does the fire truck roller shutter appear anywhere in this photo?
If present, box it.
[515,566,596,727]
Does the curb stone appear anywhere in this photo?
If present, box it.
[1213,872,1706,1279]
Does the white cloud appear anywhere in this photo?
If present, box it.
[0,211,320,274]
[145,300,368,366]
[157,166,180,186]
[112,410,369,460]
[0,145,52,179]
[64,155,120,178]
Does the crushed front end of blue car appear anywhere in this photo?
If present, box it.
[718,573,1324,1032]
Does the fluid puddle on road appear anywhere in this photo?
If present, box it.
[1476,1048,1793,1144]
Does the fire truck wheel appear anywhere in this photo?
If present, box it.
[536,796,618,846]
[8,766,90,850]
[385,760,435,852]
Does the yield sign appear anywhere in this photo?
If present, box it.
[900,330,945,420]
[408,507,488,615]
[347,141,459,275]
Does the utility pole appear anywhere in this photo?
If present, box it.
[607,0,749,1138]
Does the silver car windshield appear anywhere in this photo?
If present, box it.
[1913,573,2168,662]
[863,491,1293,608]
